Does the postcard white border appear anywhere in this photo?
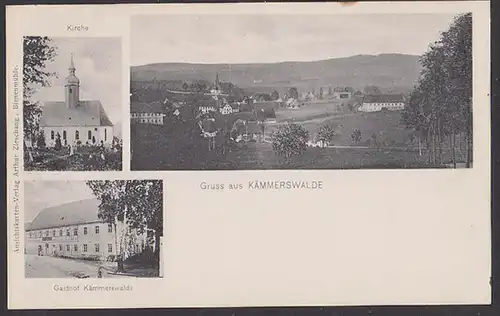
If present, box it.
[6,1,491,309]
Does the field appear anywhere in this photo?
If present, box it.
[275,99,346,122]
[131,106,468,170]
[216,142,448,170]
[268,109,412,146]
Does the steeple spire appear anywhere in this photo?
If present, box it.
[69,53,76,73]
[65,53,80,108]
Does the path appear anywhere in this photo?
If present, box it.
[25,254,131,279]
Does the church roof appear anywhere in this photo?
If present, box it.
[26,198,103,231]
[40,100,113,127]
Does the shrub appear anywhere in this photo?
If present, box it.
[271,123,309,159]
[317,124,336,145]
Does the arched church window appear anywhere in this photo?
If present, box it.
[75,130,79,140]
[88,130,92,140]
[50,130,54,140]
[63,130,67,140]
[104,129,107,141]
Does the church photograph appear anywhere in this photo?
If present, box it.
[23,37,123,171]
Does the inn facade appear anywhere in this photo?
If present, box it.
[25,198,151,261]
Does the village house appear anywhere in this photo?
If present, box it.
[38,55,114,147]
[130,101,166,125]
[358,94,406,112]
[333,87,353,99]
[196,99,219,114]
[220,103,240,115]
[25,198,154,261]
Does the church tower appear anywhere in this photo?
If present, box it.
[215,73,220,91]
[65,54,80,109]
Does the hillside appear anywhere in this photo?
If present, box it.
[131,54,421,94]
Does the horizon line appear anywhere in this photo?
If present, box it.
[130,52,420,68]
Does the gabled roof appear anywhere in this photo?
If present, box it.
[25,222,32,231]
[363,94,405,103]
[195,99,218,108]
[131,101,165,114]
[27,198,103,231]
[334,87,354,93]
[40,101,113,127]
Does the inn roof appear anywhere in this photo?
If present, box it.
[40,100,113,127]
[27,198,103,231]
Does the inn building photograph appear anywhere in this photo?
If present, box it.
[24,180,164,279]
[130,13,473,170]
[23,37,123,171]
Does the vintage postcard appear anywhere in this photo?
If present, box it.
[6,1,491,310]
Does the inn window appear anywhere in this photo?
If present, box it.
[83,244,88,252]
[74,244,78,251]
[59,229,62,236]
[95,226,99,234]
[75,130,79,140]
[73,228,78,236]
[66,245,70,251]
[95,244,100,252]
[63,130,67,140]
[108,243,112,253]
[59,245,62,251]
[66,229,70,236]
[51,130,55,140]
[84,227,88,235]
[108,224,112,233]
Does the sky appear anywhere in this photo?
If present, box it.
[31,37,122,134]
[24,181,95,223]
[131,13,458,66]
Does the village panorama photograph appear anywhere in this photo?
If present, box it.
[130,13,472,170]
[24,180,164,279]
[23,37,123,171]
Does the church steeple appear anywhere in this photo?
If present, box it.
[215,73,220,90]
[65,54,80,108]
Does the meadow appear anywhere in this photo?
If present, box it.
[131,108,467,171]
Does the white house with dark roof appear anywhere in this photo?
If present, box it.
[130,101,166,125]
[25,198,149,261]
[359,94,405,112]
[39,56,114,147]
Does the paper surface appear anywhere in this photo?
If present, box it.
[6,1,491,309]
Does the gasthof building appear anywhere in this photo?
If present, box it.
[25,198,151,261]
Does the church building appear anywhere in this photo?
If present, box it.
[39,55,114,147]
